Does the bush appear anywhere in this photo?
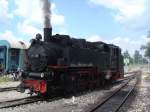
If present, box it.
[0,76,11,83]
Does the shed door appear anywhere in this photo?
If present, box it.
[0,46,6,72]
[10,48,19,71]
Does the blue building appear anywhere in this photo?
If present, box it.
[0,40,29,73]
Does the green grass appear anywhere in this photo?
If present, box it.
[0,76,11,83]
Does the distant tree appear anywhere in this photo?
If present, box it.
[123,50,133,64]
[147,31,150,38]
[141,31,150,58]
[133,50,143,64]
[123,50,130,58]
[143,58,148,64]
[141,42,150,59]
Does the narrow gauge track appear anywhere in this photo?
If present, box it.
[113,71,138,84]
[0,95,61,109]
[85,72,139,112]
[0,71,136,93]
[0,87,17,92]
[0,71,139,110]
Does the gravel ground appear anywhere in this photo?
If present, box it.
[0,81,29,102]
[119,70,150,112]
[0,91,29,102]
[0,81,20,88]
[0,82,124,112]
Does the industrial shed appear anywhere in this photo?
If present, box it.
[0,40,29,73]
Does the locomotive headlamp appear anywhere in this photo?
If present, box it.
[40,73,44,78]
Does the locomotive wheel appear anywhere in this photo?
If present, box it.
[62,74,77,96]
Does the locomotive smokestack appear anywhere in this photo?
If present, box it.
[44,28,52,41]
[41,0,52,42]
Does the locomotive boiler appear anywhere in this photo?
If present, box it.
[20,27,124,96]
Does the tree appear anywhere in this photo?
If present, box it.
[123,50,133,65]
[141,30,150,59]
[147,31,150,38]
[141,42,150,59]
[134,50,144,64]
[143,58,148,64]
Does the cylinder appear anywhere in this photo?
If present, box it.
[44,28,52,42]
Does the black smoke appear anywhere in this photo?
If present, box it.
[41,0,51,28]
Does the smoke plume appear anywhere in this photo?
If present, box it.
[41,0,51,28]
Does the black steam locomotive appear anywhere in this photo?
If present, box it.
[20,28,124,95]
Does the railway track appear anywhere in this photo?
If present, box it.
[84,71,140,112]
[0,71,139,110]
[0,71,137,93]
[0,96,41,109]
[0,95,61,109]
[0,87,17,92]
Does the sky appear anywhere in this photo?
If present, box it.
[0,0,150,55]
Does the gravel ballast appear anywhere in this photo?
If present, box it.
[0,81,20,88]
[0,82,124,112]
[119,71,150,112]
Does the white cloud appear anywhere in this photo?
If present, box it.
[109,37,142,55]
[0,0,13,23]
[87,34,150,55]
[14,0,43,26]
[0,31,30,48]
[87,35,105,42]
[89,0,150,30]
[13,0,66,37]
[14,0,65,27]
[51,14,65,26]
[17,21,42,37]
[0,30,22,41]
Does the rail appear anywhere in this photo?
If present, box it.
[84,71,140,112]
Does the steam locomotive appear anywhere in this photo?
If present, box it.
[20,28,124,95]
